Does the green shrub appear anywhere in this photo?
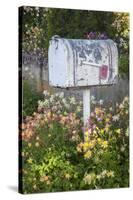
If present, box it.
[22,80,43,117]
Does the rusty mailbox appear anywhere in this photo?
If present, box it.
[48,35,118,88]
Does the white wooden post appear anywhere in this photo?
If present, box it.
[83,88,90,126]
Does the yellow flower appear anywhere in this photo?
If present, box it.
[47,112,51,118]
[65,173,71,180]
[33,184,37,189]
[97,138,102,145]
[21,151,25,157]
[105,118,110,123]
[95,107,100,115]
[101,141,108,148]
[107,171,114,178]
[100,129,104,134]
[84,150,92,159]
[36,136,40,140]
[84,131,88,136]
[35,142,39,147]
[46,180,51,185]
[27,158,33,164]
[28,143,32,147]
[116,129,121,134]
[76,143,83,152]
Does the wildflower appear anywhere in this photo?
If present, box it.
[35,142,39,147]
[90,112,95,117]
[106,171,114,178]
[65,173,71,180]
[70,97,76,104]
[97,138,102,144]
[83,173,96,185]
[83,142,90,151]
[109,107,113,111]
[28,143,32,147]
[21,152,25,157]
[40,175,50,182]
[124,96,129,102]
[125,128,129,137]
[21,123,25,130]
[46,180,51,185]
[95,107,100,115]
[99,99,104,105]
[116,129,121,134]
[112,115,119,121]
[101,170,107,178]
[33,184,37,189]
[84,150,92,159]
[77,143,83,152]
[59,92,64,98]
[120,146,125,152]
[43,90,49,96]
[91,95,95,101]
[100,129,104,135]
[101,141,108,148]
[36,136,40,140]
[105,118,110,123]
[27,158,33,164]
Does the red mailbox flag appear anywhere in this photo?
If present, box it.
[100,65,108,80]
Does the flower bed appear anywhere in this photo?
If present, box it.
[20,91,129,193]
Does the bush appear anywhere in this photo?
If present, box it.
[22,80,43,117]
[20,91,129,193]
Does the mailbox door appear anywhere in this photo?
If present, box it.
[49,39,68,87]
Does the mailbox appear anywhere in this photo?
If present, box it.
[48,36,118,88]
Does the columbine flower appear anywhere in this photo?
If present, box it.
[112,115,119,121]
[84,150,92,159]
[27,158,33,164]
[65,173,71,180]
[43,90,49,96]
[35,142,39,147]
[106,171,114,178]
[59,92,64,98]
[99,99,104,105]
[83,173,96,185]
[101,141,108,148]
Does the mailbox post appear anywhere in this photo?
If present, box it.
[83,89,90,126]
[48,35,118,126]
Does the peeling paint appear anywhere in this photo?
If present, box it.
[48,36,118,88]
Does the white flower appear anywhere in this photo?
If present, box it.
[59,92,64,98]
[43,90,49,96]
[92,100,96,105]
[50,95,54,103]
[112,115,119,121]
[99,99,104,105]
[70,97,76,104]
[120,146,125,152]
[91,95,95,101]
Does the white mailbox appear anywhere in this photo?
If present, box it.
[48,36,118,88]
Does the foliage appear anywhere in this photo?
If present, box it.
[20,91,129,193]
[22,80,43,117]
[77,96,129,188]
[21,7,129,77]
